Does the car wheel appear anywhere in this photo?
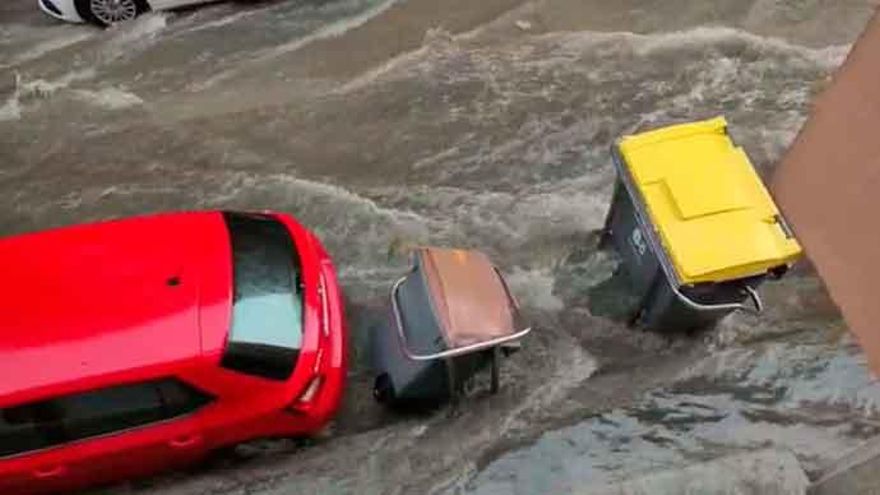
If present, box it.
[75,0,146,26]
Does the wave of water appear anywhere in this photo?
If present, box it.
[193,0,399,90]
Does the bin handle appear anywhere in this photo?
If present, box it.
[390,274,532,362]
[670,283,762,314]
[744,285,763,313]
[493,266,522,311]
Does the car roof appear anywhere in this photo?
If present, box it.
[0,211,233,405]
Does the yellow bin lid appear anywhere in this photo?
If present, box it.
[617,117,802,284]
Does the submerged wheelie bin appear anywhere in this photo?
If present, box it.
[602,117,802,331]
[372,247,530,407]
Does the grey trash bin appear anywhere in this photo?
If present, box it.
[371,248,530,407]
[600,118,801,331]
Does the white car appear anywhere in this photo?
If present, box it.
[38,0,211,26]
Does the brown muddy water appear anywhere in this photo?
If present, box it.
[2,1,880,493]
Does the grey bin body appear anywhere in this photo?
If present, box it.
[371,259,492,404]
[602,147,767,332]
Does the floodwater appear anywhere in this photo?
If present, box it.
[2,0,880,493]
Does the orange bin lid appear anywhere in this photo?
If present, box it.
[417,247,516,348]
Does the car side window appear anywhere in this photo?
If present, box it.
[0,379,210,458]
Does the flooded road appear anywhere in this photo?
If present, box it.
[3,0,880,493]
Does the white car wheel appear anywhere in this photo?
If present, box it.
[84,0,140,25]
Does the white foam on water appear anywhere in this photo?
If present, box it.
[517,176,614,229]
[0,69,96,122]
[504,267,564,311]
[509,26,851,72]
[0,93,21,122]
[259,173,428,227]
[0,29,94,69]
[198,171,433,272]
[498,333,599,436]
[621,26,851,69]
[98,12,169,63]
[341,24,848,98]
[262,0,399,58]
[197,0,398,90]
[72,86,144,109]
[376,171,612,243]
[176,8,259,33]
[328,24,836,196]
[205,171,384,214]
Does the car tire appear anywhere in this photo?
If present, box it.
[75,0,148,27]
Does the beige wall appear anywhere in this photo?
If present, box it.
[772,9,880,373]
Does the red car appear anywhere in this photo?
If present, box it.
[0,211,348,494]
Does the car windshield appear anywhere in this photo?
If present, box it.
[221,212,303,380]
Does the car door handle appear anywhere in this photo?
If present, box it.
[33,465,66,479]
[169,434,201,449]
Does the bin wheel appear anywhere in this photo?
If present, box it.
[598,228,613,250]
[627,308,644,328]
[490,348,500,394]
[373,374,395,404]
[463,377,476,395]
